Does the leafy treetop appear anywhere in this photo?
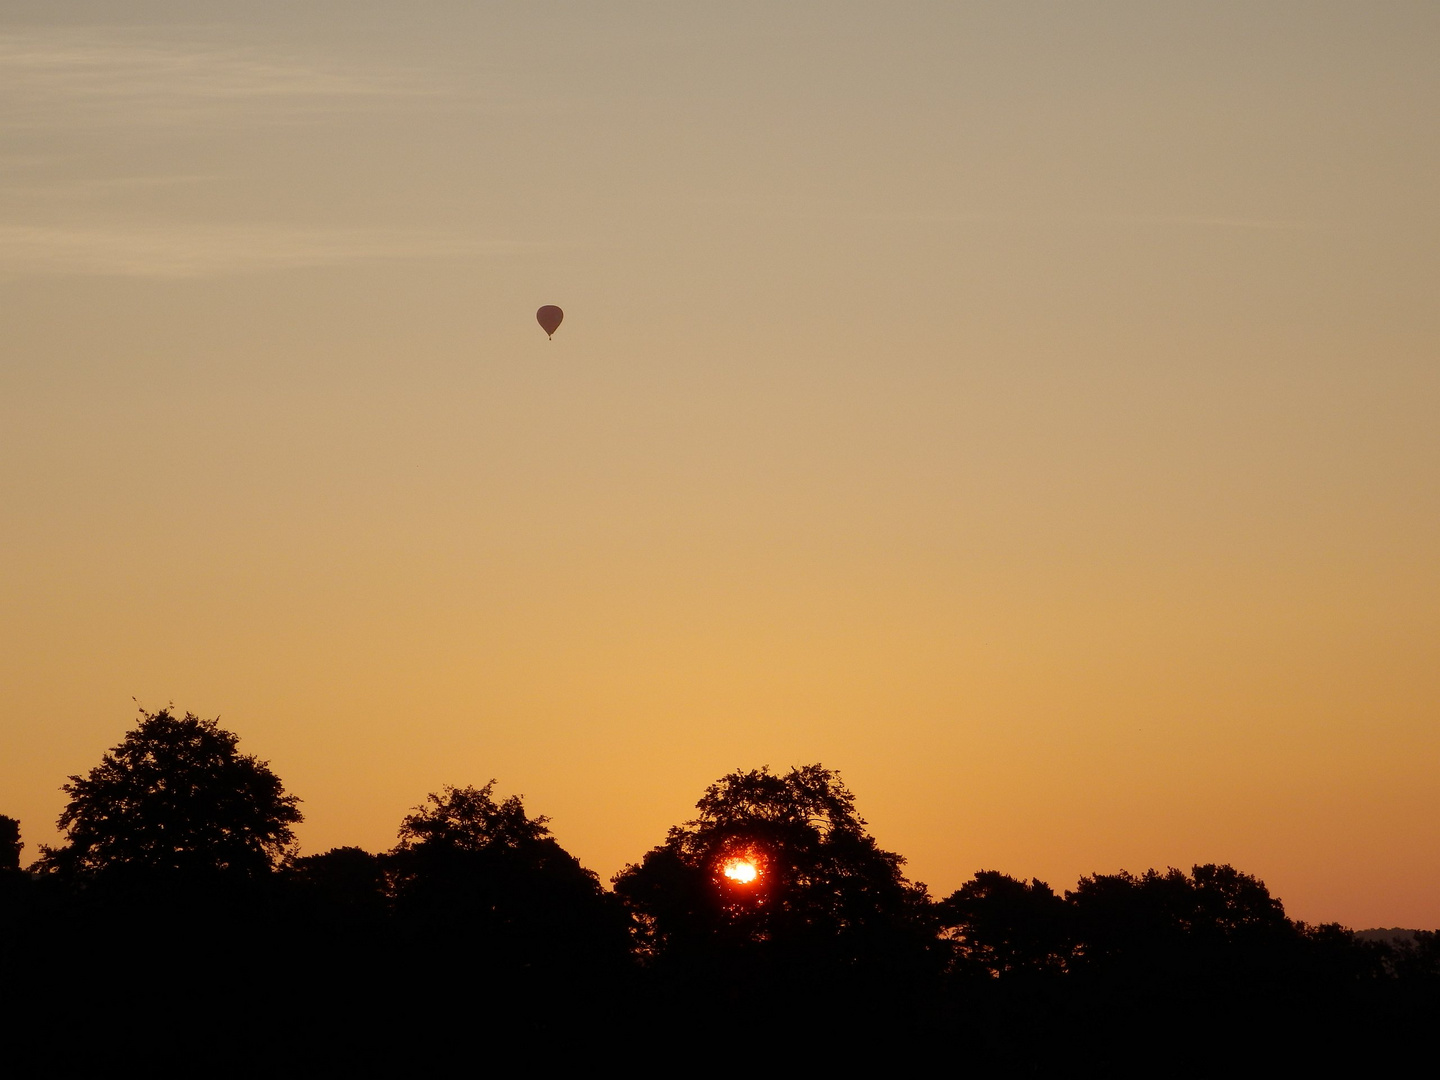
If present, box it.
[616,765,932,963]
[42,707,301,877]
[394,782,551,853]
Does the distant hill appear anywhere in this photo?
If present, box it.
[1354,928,1424,944]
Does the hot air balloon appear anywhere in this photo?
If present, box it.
[536,305,563,339]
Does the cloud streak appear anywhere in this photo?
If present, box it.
[1093,213,1320,233]
[0,223,535,279]
[0,28,435,127]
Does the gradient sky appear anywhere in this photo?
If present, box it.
[2,1,1437,927]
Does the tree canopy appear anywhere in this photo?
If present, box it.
[1065,863,1294,968]
[0,815,21,872]
[394,781,550,853]
[386,783,631,972]
[614,765,933,972]
[938,870,1069,977]
[40,707,301,878]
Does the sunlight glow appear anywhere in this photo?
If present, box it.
[723,857,759,884]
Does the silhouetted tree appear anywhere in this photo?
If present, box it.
[938,870,1070,977]
[614,765,935,987]
[287,846,391,931]
[277,844,399,1044]
[38,707,301,878]
[1390,930,1440,979]
[3,712,307,1066]
[0,816,20,873]
[395,782,550,852]
[1046,864,1313,1069]
[1066,863,1293,973]
[387,783,631,974]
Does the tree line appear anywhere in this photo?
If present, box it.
[2,708,1435,1068]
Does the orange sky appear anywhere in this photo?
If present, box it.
[2,2,1437,927]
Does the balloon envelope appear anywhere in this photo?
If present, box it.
[536,305,563,338]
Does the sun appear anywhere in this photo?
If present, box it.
[722,856,759,884]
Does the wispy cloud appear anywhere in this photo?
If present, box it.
[0,28,435,127]
[876,211,1321,231]
[676,194,1319,232]
[0,31,516,278]
[0,170,220,196]
[1094,213,1319,232]
[0,223,535,279]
